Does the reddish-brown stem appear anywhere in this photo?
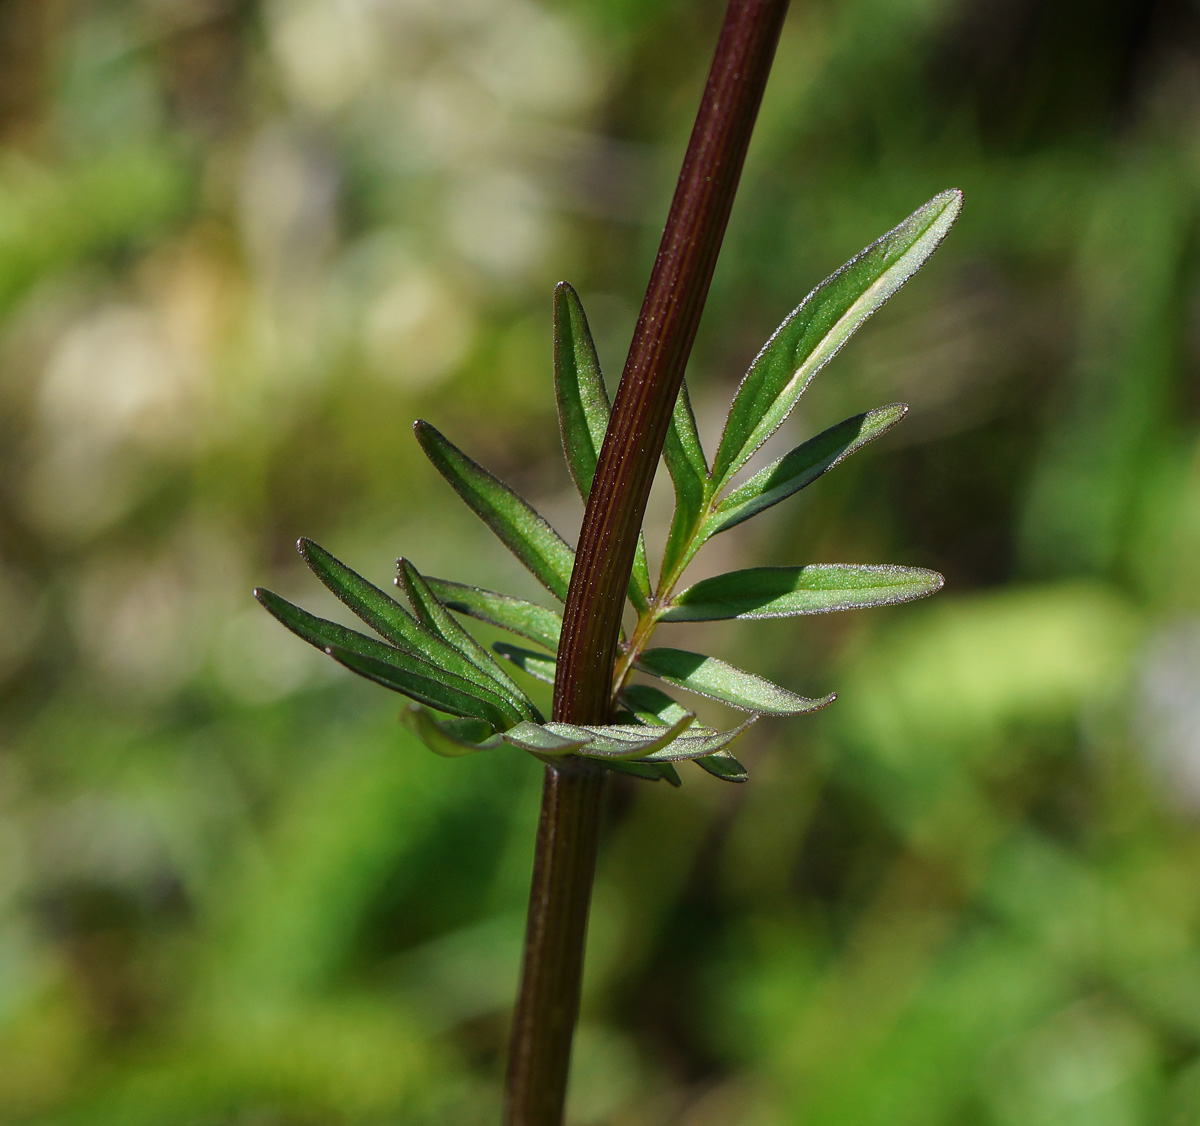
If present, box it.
[505,3,789,1124]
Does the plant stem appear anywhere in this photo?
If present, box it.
[504,3,789,1123]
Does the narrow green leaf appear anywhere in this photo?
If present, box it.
[425,578,562,651]
[637,716,758,762]
[605,759,682,786]
[711,190,963,489]
[660,380,709,581]
[298,538,429,655]
[554,281,609,499]
[550,284,653,614]
[662,563,945,621]
[414,421,575,601]
[494,642,557,685]
[620,683,693,727]
[694,750,749,782]
[551,713,697,761]
[706,405,907,537]
[502,722,590,754]
[257,587,415,669]
[398,559,538,720]
[325,643,515,728]
[402,706,503,757]
[635,647,834,714]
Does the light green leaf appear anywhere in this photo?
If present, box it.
[502,722,590,754]
[711,190,963,489]
[402,706,503,757]
[554,281,609,500]
[631,537,653,612]
[493,642,557,685]
[706,405,907,537]
[662,564,944,621]
[660,380,709,581]
[414,421,575,601]
[548,712,697,760]
[397,559,538,720]
[636,716,758,762]
[425,578,562,651]
[635,647,833,714]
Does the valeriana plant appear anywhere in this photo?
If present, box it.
[255,1,960,1122]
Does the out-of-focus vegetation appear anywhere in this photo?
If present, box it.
[2,0,1200,1122]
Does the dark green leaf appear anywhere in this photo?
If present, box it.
[694,750,749,782]
[298,538,429,656]
[325,643,514,728]
[402,706,503,757]
[398,559,538,720]
[414,421,575,601]
[635,647,833,714]
[706,405,907,537]
[604,759,682,786]
[494,642,557,685]
[662,563,945,621]
[424,578,562,651]
[660,379,709,581]
[554,281,609,500]
[711,191,962,489]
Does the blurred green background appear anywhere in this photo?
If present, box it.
[3,0,1200,1122]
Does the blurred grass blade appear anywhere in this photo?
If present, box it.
[711,190,962,489]
[494,642,557,685]
[662,563,944,621]
[551,283,653,612]
[706,405,907,537]
[325,643,515,728]
[425,578,563,651]
[554,281,609,500]
[414,421,575,601]
[694,750,748,782]
[403,706,504,757]
[661,381,709,580]
[636,647,833,714]
[605,759,682,786]
[620,683,693,727]
[398,559,538,720]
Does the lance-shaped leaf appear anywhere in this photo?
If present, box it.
[543,712,697,761]
[494,642,557,685]
[398,559,538,720]
[552,283,654,614]
[414,421,575,601]
[662,563,945,621]
[705,405,907,537]
[502,722,591,754]
[711,190,962,489]
[620,683,694,727]
[636,647,833,714]
[425,578,562,651]
[636,715,758,762]
[299,538,431,656]
[660,380,709,582]
[555,281,609,499]
[296,539,527,712]
[402,706,503,758]
[605,759,682,786]
[325,643,514,728]
[257,586,520,726]
[694,750,748,782]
